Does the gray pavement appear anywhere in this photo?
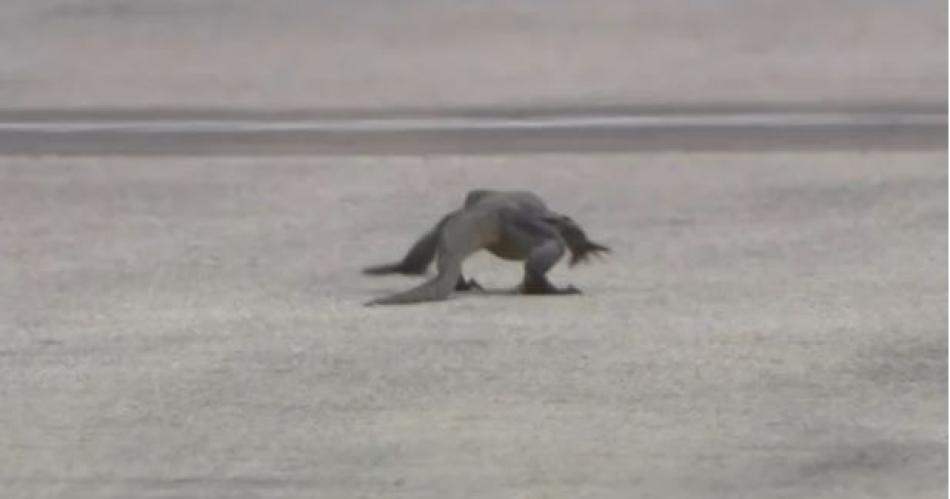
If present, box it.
[1,152,946,498]
[1,0,945,109]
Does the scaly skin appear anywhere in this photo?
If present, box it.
[363,190,609,305]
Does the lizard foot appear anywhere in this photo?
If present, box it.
[520,283,582,295]
[455,277,484,292]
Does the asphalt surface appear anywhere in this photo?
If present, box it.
[1,151,945,498]
[2,1,944,108]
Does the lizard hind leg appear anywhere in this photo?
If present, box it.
[521,239,581,295]
[499,208,580,296]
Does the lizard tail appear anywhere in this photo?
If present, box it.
[366,265,461,305]
[367,212,479,305]
[362,262,418,275]
[363,214,453,276]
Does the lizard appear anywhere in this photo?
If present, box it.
[363,189,609,305]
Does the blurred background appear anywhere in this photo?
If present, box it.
[1,0,945,111]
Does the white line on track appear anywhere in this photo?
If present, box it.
[0,112,943,134]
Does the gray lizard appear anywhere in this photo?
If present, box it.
[363,189,609,305]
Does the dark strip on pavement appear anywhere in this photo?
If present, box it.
[0,110,944,155]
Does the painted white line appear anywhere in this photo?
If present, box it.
[0,113,943,134]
